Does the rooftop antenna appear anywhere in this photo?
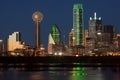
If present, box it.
[94,12,97,20]
[99,17,101,20]
[90,17,92,20]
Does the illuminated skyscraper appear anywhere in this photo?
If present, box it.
[73,4,84,46]
[48,24,61,54]
[88,12,102,38]
[88,13,104,52]
[32,11,43,49]
[50,24,61,44]
[7,32,25,51]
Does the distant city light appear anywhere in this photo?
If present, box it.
[97,32,101,35]
[58,52,62,56]
[0,3,120,57]
[75,54,79,57]
[54,52,57,55]
[0,40,3,42]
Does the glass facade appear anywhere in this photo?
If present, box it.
[73,4,84,46]
[51,24,61,44]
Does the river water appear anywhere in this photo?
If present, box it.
[0,64,120,80]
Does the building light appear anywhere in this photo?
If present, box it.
[72,37,75,40]
[75,54,79,57]
[97,32,101,35]
[58,52,62,56]
[54,52,57,55]
[0,40,3,42]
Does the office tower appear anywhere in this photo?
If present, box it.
[73,4,84,46]
[50,24,61,44]
[69,29,75,47]
[48,24,61,54]
[88,12,102,38]
[32,11,43,49]
[7,32,25,51]
[85,38,95,54]
[84,29,88,47]
[87,12,103,53]
[103,25,116,43]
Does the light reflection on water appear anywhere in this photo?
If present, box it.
[0,63,120,80]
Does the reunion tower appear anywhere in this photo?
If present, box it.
[32,11,43,49]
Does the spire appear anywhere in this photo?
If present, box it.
[94,12,97,20]
[99,17,101,20]
[90,17,92,20]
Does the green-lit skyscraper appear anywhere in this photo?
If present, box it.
[50,24,61,44]
[48,24,61,54]
[73,4,84,46]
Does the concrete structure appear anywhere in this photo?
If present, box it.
[32,11,43,49]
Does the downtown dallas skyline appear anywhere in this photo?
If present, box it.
[0,1,120,48]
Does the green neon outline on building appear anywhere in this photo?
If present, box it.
[73,4,84,46]
[51,24,60,44]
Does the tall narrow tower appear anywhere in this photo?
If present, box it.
[32,11,43,49]
[73,4,84,46]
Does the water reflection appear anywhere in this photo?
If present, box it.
[85,68,104,80]
[30,72,43,80]
[0,63,120,80]
[69,67,85,80]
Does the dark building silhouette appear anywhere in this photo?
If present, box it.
[103,25,116,43]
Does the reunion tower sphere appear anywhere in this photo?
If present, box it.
[32,11,43,22]
[32,11,43,49]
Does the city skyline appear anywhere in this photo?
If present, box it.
[0,0,120,48]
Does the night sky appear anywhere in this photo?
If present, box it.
[0,0,120,49]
